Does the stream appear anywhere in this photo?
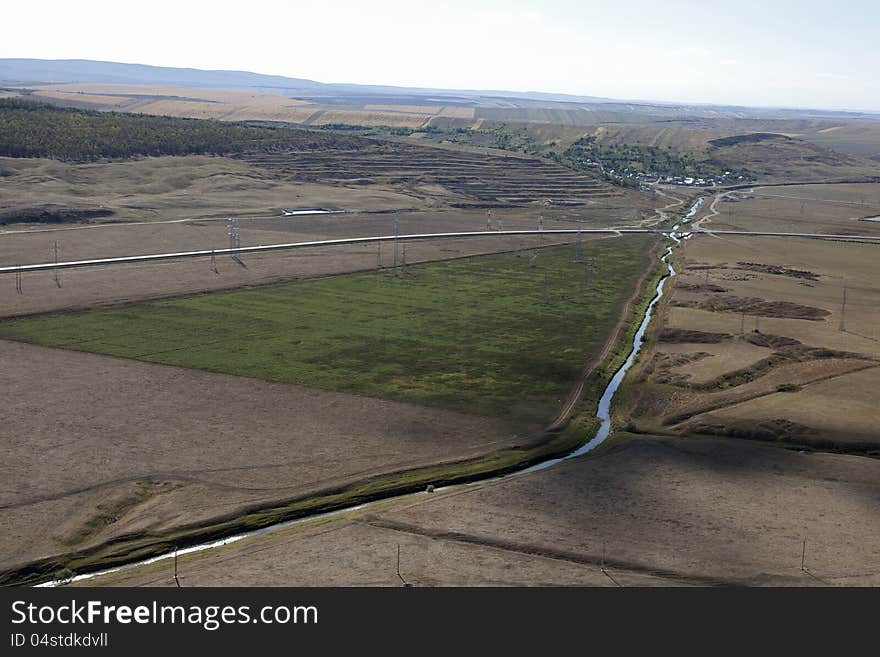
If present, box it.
[38,204,695,587]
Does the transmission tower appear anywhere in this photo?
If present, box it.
[227,217,244,267]
[227,217,240,251]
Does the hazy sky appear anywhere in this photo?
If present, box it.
[4,0,878,110]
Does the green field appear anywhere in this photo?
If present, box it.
[0,237,655,422]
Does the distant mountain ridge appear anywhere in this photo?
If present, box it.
[0,58,611,104]
[2,58,877,119]
[0,58,324,91]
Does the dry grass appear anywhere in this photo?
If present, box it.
[695,366,880,449]
[22,83,317,123]
[80,434,880,587]
[0,339,522,573]
[309,109,429,128]
[655,340,771,384]
[132,100,317,123]
[707,136,878,182]
[363,104,439,115]
[359,105,476,120]
[31,83,313,105]
[31,90,134,107]
[797,123,880,160]
[0,155,420,224]
[704,183,880,236]
[623,231,880,449]
[437,106,476,119]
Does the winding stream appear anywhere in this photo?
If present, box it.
[38,207,694,587]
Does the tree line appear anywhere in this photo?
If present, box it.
[0,99,367,161]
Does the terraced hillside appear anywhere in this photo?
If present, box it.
[240,143,619,205]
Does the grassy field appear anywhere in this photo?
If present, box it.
[0,237,654,422]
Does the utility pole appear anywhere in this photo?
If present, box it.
[52,241,62,288]
[392,215,400,268]
[574,228,583,263]
[839,282,848,332]
[15,265,22,295]
[396,544,411,587]
[173,546,181,587]
[377,240,382,269]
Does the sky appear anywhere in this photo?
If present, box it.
[4,0,879,111]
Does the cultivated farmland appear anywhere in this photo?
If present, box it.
[0,237,658,584]
[79,434,880,587]
[0,238,655,421]
[620,231,880,453]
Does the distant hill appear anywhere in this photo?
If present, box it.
[0,59,325,91]
[0,58,619,105]
[2,59,877,122]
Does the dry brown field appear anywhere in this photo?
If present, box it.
[31,90,134,107]
[621,231,880,452]
[80,434,880,587]
[796,123,880,160]
[16,84,479,128]
[24,84,318,123]
[0,339,523,575]
[697,183,880,236]
[0,155,422,224]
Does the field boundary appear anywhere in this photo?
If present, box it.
[0,238,665,586]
